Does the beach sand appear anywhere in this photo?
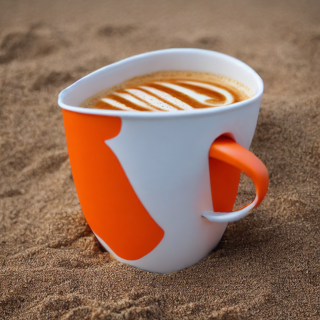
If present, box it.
[0,0,319,318]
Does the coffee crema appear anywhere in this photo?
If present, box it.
[81,71,253,112]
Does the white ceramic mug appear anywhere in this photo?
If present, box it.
[58,49,268,273]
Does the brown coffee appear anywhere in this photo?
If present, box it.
[80,71,253,112]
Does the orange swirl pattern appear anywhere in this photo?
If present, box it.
[93,79,242,111]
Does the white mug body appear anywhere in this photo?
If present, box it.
[58,49,264,273]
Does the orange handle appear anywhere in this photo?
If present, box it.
[203,136,269,223]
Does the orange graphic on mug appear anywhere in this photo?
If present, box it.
[63,110,164,260]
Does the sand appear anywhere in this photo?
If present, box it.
[0,0,319,318]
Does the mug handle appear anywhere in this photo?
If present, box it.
[202,136,269,223]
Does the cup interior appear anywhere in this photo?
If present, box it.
[59,49,263,110]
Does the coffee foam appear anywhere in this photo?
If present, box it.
[80,71,253,112]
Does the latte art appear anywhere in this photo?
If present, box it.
[81,71,252,112]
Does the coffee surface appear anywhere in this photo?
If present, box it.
[81,71,253,112]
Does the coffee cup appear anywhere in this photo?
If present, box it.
[58,49,268,273]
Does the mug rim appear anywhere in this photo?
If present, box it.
[58,48,264,118]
